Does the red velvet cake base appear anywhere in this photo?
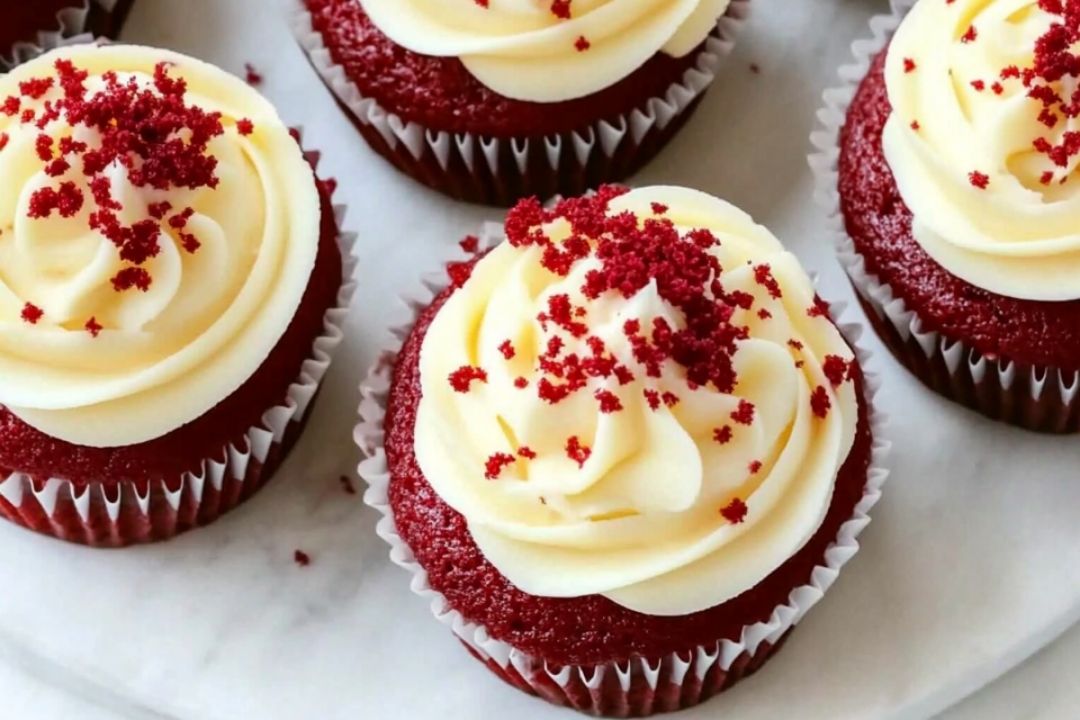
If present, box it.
[298,0,735,205]
[839,48,1080,431]
[0,0,135,69]
[0,151,344,547]
[384,282,874,706]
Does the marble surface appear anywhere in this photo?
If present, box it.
[1,0,1079,718]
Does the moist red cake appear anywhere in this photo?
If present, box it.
[0,0,135,67]
[298,0,742,205]
[387,283,873,668]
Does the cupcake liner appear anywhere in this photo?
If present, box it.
[354,223,891,716]
[0,137,359,548]
[0,0,134,72]
[290,0,749,207]
[808,0,1080,433]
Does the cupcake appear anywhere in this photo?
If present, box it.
[293,0,749,206]
[358,186,886,716]
[0,0,135,71]
[820,0,1080,432]
[0,44,354,547]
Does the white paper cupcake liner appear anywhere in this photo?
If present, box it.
[807,0,1080,432]
[290,0,749,206]
[1,0,129,71]
[0,139,359,547]
[354,222,891,716]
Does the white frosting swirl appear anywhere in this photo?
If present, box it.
[0,45,320,447]
[884,0,1080,300]
[360,0,731,102]
[414,186,859,616]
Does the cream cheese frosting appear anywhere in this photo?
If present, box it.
[360,0,732,103]
[0,45,320,448]
[883,0,1080,301]
[413,186,860,616]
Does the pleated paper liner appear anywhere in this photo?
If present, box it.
[354,222,891,717]
[808,0,1080,433]
[291,1,750,207]
[0,136,358,547]
[1,0,136,72]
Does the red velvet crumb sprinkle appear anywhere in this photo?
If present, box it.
[713,425,733,444]
[518,446,537,460]
[20,302,43,324]
[484,452,516,480]
[730,399,755,425]
[565,436,591,468]
[594,389,623,413]
[236,118,254,136]
[449,365,488,393]
[811,385,832,418]
[969,171,990,189]
[575,36,591,52]
[748,460,762,474]
[720,498,748,524]
[84,316,102,337]
[498,340,516,360]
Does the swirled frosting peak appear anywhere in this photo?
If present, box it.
[884,0,1080,300]
[0,45,320,447]
[414,186,860,616]
[360,0,732,102]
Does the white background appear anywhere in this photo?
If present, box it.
[1,0,1078,718]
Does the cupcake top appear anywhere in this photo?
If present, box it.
[0,45,320,448]
[414,186,860,616]
[884,0,1080,301]
[360,0,732,102]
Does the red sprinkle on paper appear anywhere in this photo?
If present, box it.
[811,385,832,418]
[459,235,480,253]
[20,303,43,324]
[566,436,591,467]
[244,63,263,86]
[85,316,102,337]
[484,452,516,480]
[293,550,311,567]
[713,425,733,444]
[449,365,488,393]
[721,498,748,524]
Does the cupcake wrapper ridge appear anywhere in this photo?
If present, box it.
[808,0,1080,433]
[290,0,749,207]
[0,0,131,71]
[0,137,359,547]
[354,222,891,717]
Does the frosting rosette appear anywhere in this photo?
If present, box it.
[360,0,732,102]
[0,45,320,448]
[414,186,860,616]
[883,0,1080,301]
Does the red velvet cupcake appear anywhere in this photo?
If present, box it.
[357,186,887,716]
[0,45,354,547]
[817,0,1080,432]
[292,0,749,206]
[0,0,135,71]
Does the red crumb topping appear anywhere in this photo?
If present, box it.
[713,425,733,444]
[753,264,783,299]
[551,0,572,19]
[961,25,978,43]
[594,389,623,413]
[808,296,831,318]
[757,308,772,319]
[0,133,8,151]
[84,316,102,337]
[969,171,990,189]
[20,302,43,324]
[903,58,917,73]
[574,36,591,52]
[447,261,473,288]
[650,202,668,214]
[720,498,748,524]
[518,446,537,460]
[294,550,312,567]
[565,436,591,467]
[730,399,755,425]
[748,460,762,474]
[498,340,516,360]
[236,118,254,136]
[484,452,516,480]
[244,63,263,86]
[811,385,832,418]
[16,59,225,299]
[448,365,488,393]
[823,355,851,386]
[643,389,661,410]
[514,377,529,389]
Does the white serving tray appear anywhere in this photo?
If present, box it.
[0,0,1077,718]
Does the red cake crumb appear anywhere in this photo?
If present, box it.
[237,118,255,136]
[485,452,516,480]
[810,386,832,419]
[302,0,717,138]
[565,436,591,467]
[517,446,537,460]
[449,365,488,393]
[721,497,748,524]
[713,425,733,444]
[385,284,874,666]
[84,316,102,338]
[459,235,480,253]
[839,47,1080,371]
[574,36,591,52]
[730,399,755,425]
[20,303,43,324]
